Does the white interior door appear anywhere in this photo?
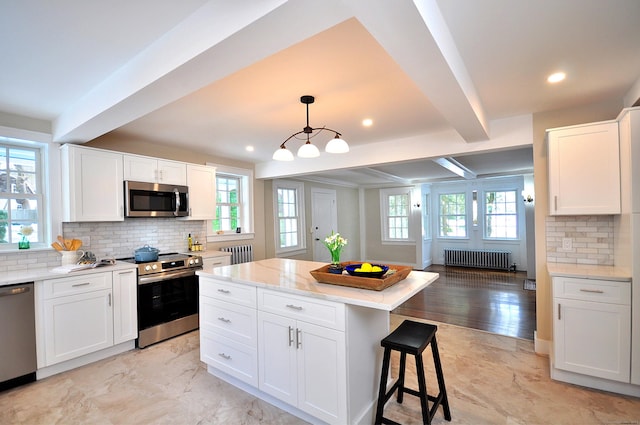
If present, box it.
[311,188,337,262]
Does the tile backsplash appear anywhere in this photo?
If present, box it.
[546,215,614,265]
[0,219,207,273]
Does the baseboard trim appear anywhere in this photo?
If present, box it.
[534,331,550,356]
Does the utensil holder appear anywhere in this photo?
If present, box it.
[60,250,82,266]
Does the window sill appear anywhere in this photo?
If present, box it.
[207,233,255,243]
[381,239,416,246]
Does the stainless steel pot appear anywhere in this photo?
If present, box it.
[134,245,159,262]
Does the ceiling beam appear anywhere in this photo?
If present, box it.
[432,157,476,179]
[343,0,489,142]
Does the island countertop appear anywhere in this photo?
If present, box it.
[196,257,438,311]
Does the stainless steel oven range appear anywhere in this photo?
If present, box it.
[120,253,202,348]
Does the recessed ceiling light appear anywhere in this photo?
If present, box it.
[547,72,566,83]
[245,145,254,152]
[362,118,373,127]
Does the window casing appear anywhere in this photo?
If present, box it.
[0,138,45,248]
[273,180,306,255]
[207,165,254,241]
[213,175,240,232]
[438,193,467,238]
[381,188,412,242]
[484,190,518,239]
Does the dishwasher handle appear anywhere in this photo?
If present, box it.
[0,284,33,297]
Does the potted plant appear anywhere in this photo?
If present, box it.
[324,231,347,274]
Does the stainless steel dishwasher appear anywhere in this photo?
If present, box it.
[0,282,37,391]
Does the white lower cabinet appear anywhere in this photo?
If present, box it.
[113,269,138,344]
[553,277,631,383]
[37,270,138,369]
[199,278,348,425]
[43,286,113,365]
[257,289,347,425]
[258,310,346,424]
[199,278,258,386]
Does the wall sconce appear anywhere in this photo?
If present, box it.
[522,190,534,203]
[413,203,421,208]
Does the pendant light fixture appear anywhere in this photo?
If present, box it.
[272,95,349,161]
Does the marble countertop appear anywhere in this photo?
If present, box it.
[180,250,232,258]
[197,258,439,311]
[0,261,137,287]
[547,263,632,281]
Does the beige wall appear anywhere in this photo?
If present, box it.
[262,179,360,262]
[532,97,623,343]
[362,187,417,264]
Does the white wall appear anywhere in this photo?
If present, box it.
[429,176,528,271]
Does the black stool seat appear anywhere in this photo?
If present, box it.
[375,320,451,425]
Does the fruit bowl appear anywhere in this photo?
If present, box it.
[345,263,389,278]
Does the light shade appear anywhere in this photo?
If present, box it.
[272,147,294,161]
[297,142,320,158]
[325,135,349,153]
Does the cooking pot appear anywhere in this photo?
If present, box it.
[134,244,160,262]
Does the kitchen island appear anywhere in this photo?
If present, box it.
[197,258,438,425]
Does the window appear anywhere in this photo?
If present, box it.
[381,188,412,242]
[0,139,44,247]
[485,190,518,239]
[207,164,254,241]
[439,193,466,237]
[273,180,306,254]
[213,175,240,232]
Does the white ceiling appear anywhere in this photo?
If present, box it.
[2,0,640,186]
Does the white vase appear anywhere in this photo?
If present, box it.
[60,250,82,266]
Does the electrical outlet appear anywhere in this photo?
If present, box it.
[80,236,91,247]
[562,237,572,250]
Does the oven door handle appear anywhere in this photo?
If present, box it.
[138,269,200,285]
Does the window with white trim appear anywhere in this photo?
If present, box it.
[381,187,411,242]
[438,193,466,237]
[0,138,45,248]
[484,190,518,239]
[273,180,306,254]
[213,175,240,232]
[207,164,254,240]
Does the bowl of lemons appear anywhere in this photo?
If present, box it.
[345,262,389,278]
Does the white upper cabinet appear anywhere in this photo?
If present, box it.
[123,154,187,186]
[547,121,621,215]
[61,144,124,222]
[182,164,216,220]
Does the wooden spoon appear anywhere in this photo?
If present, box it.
[57,235,67,250]
[51,242,64,251]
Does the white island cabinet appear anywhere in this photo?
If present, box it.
[198,258,438,425]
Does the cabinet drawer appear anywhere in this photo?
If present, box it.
[553,277,630,305]
[200,297,257,346]
[203,256,231,269]
[43,272,111,299]
[257,289,345,331]
[199,278,256,307]
[200,329,258,386]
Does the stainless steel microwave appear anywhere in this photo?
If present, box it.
[124,181,189,217]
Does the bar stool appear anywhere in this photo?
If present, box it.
[374,320,451,425]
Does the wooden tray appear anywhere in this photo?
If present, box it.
[309,262,413,291]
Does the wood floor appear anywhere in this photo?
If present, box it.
[393,265,536,340]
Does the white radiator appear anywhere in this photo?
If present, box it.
[444,249,510,271]
[220,244,254,265]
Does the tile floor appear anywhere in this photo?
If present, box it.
[1,315,639,424]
